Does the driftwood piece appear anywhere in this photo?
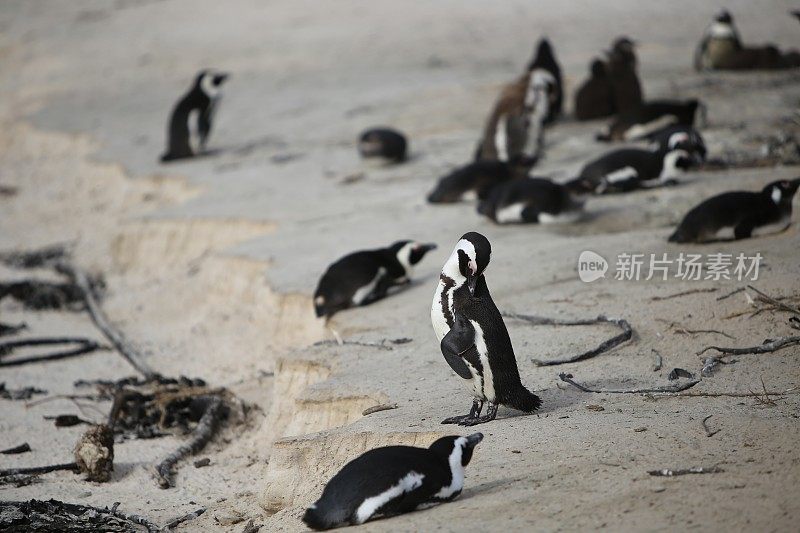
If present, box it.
[0,462,78,477]
[648,466,723,476]
[0,245,68,269]
[0,322,26,337]
[74,424,115,482]
[0,382,47,400]
[0,280,85,310]
[164,508,206,530]
[559,373,701,394]
[701,415,719,437]
[0,337,103,367]
[155,396,223,489]
[56,263,156,379]
[0,499,160,532]
[0,443,31,455]
[697,336,800,357]
[503,313,633,366]
[362,403,399,416]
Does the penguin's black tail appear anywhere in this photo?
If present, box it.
[506,386,541,413]
[302,506,336,531]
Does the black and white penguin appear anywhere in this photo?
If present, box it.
[358,128,408,163]
[427,161,521,204]
[598,99,703,142]
[606,37,643,116]
[431,232,541,425]
[526,38,563,123]
[668,178,800,243]
[646,124,707,165]
[314,240,437,318]
[160,70,228,162]
[574,60,615,121]
[566,147,693,194]
[477,177,584,224]
[475,68,557,168]
[302,433,483,530]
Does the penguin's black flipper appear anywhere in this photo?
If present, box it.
[440,315,477,380]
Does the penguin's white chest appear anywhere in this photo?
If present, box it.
[431,281,452,342]
[469,320,495,402]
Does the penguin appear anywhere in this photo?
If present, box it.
[606,37,643,115]
[526,38,563,123]
[565,147,693,194]
[477,177,584,224]
[574,60,615,121]
[302,433,483,530]
[431,232,541,425]
[695,10,800,70]
[668,178,800,243]
[475,68,557,168]
[314,240,437,318]
[646,124,707,165]
[598,99,703,142]
[427,161,522,204]
[161,70,228,162]
[358,128,408,163]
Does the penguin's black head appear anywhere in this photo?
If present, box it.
[429,433,483,467]
[195,70,229,98]
[590,59,607,78]
[715,10,733,24]
[388,240,437,274]
[612,37,636,53]
[667,129,707,164]
[458,232,491,295]
[527,38,557,72]
[764,178,800,204]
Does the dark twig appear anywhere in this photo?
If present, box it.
[1,442,31,454]
[56,262,157,379]
[155,396,223,489]
[650,288,717,301]
[503,313,633,366]
[164,507,206,530]
[716,287,745,301]
[701,415,719,437]
[747,285,800,316]
[648,466,723,477]
[653,389,798,399]
[697,336,800,357]
[362,403,399,416]
[558,373,701,394]
[0,337,103,367]
[0,462,79,477]
[0,499,160,532]
[314,338,411,351]
[0,321,27,337]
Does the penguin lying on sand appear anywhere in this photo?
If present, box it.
[358,128,408,163]
[598,99,703,142]
[428,161,521,203]
[475,67,557,168]
[303,433,483,530]
[161,70,228,162]
[566,147,693,194]
[695,9,800,71]
[314,241,437,318]
[669,178,800,243]
[647,125,707,165]
[432,232,541,425]
[526,38,563,123]
[477,177,584,224]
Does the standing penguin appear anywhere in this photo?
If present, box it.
[566,147,693,194]
[669,178,800,243]
[302,433,483,530]
[574,60,615,121]
[606,37,643,115]
[431,232,541,425]
[695,10,742,71]
[475,69,557,168]
[477,177,584,224]
[160,70,228,162]
[358,127,408,163]
[526,38,563,123]
[314,240,437,318]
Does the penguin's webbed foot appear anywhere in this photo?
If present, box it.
[457,403,498,426]
[441,399,484,425]
[441,414,475,425]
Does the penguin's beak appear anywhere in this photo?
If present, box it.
[214,73,230,85]
[420,243,437,253]
[465,433,484,448]
[466,271,478,295]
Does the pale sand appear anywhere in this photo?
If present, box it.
[1,1,799,531]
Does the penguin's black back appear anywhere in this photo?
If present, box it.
[452,278,539,412]
[575,60,614,121]
[303,445,449,530]
[669,191,777,242]
[621,99,700,129]
[314,249,404,316]
[580,148,661,180]
[647,125,707,160]
[428,161,514,203]
[161,87,210,162]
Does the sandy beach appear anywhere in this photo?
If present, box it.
[1,1,799,531]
